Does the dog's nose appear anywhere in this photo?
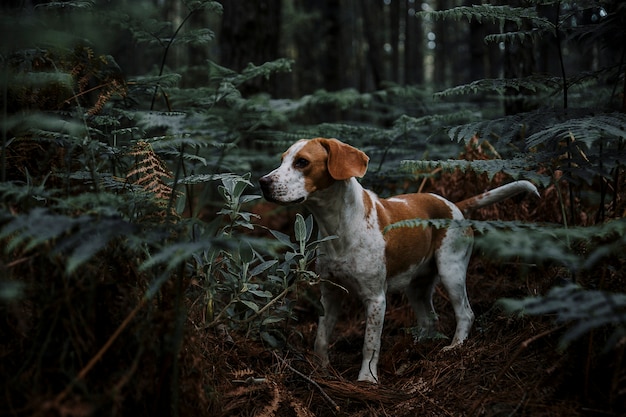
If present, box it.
[259,175,272,188]
[259,175,273,195]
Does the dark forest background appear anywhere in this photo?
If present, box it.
[1,1,626,416]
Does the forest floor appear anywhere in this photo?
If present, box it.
[189,259,622,417]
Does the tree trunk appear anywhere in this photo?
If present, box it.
[405,1,424,85]
[219,0,282,95]
[389,0,401,83]
[433,0,449,86]
[360,0,385,89]
[502,0,535,114]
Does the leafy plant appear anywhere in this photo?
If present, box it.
[191,174,333,346]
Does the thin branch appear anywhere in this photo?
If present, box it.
[274,353,340,412]
[150,8,197,110]
[50,298,147,407]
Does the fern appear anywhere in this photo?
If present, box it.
[34,0,95,10]
[0,207,134,274]
[400,156,551,186]
[435,76,563,100]
[228,59,294,87]
[419,4,555,33]
[126,141,178,204]
[475,219,626,271]
[525,112,626,148]
[169,28,216,46]
[500,283,626,350]
[484,29,541,44]
[385,217,626,272]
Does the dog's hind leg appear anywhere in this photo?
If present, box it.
[314,283,343,368]
[406,277,438,341]
[436,229,474,350]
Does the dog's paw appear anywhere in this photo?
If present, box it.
[441,341,464,352]
[357,373,378,384]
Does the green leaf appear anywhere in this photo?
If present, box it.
[294,213,307,243]
[260,331,280,347]
[261,316,285,325]
[269,230,296,250]
[249,260,278,277]
[239,299,259,313]
[248,289,273,299]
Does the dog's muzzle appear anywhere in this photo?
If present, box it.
[259,176,305,205]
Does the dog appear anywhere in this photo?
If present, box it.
[259,137,538,383]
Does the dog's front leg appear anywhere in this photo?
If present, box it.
[314,283,343,368]
[358,293,386,383]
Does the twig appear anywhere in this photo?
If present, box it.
[274,353,340,412]
[49,298,147,407]
[238,286,291,325]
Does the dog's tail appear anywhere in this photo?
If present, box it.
[455,180,539,214]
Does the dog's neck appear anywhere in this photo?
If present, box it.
[304,178,367,254]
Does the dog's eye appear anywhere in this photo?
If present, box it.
[294,158,309,169]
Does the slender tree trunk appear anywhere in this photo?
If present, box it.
[390,0,400,83]
[466,0,485,83]
[433,0,449,86]
[360,0,385,89]
[219,0,282,95]
[405,1,423,85]
[320,0,342,91]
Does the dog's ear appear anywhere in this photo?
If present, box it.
[317,138,369,180]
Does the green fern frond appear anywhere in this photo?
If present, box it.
[393,111,479,130]
[526,113,626,148]
[400,156,550,186]
[171,28,216,46]
[0,207,133,274]
[35,0,95,10]
[476,219,626,271]
[419,5,554,33]
[129,73,182,89]
[229,58,293,87]
[384,218,537,235]
[385,218,626,272]
[500,283,626,350]
[445,107,624,152]
[484,29,541,44]
[434,76,562,99]
[184,0,223,14]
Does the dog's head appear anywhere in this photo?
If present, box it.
[259,138,369,205]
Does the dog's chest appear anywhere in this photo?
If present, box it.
[315,227,387,292]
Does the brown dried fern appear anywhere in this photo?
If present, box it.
[257,381,281,417]
[231,368,255,381]
[126,141,178,206]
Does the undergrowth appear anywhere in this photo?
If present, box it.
[1,1,625,416]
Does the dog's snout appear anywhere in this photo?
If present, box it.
[259,175,272,187]
[259,175,272,193]
[259,175,274,199]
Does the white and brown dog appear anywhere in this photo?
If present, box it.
[259,138,538,383]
